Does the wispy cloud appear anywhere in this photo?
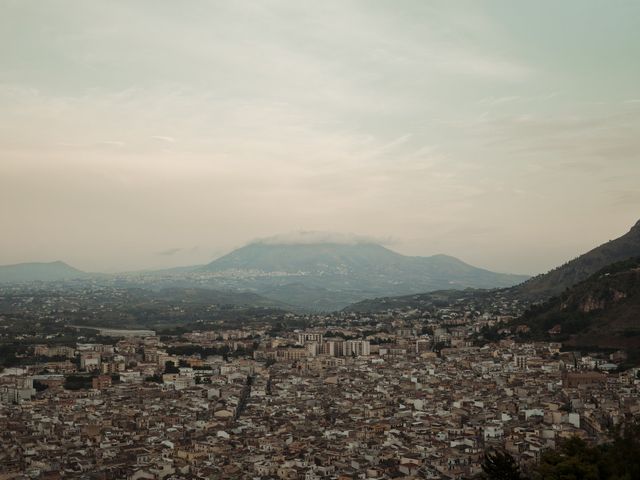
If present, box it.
[611,190,640,206]
[478,96,522,106]
[97,140,125,148]
[151,136,176,143]
[157,247,183,256]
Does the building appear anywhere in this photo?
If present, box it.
[298,332,324,345]
[514,355,528,370]
[323,340,345,357]
[0,377,36,404]
[344,340,370,357]
[92,375,113,390]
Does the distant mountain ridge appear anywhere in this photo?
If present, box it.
[199,242,529,310]
[512,219,640,299]
[0,261,88,283]
[0,242,528,310]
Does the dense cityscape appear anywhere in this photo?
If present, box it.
[1,283,638,479]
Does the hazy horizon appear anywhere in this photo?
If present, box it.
[2,1,639,274]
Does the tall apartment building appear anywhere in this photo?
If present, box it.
[80,352,101,371]
[416,338,431,354]
[322,340,344,357]
[0,377,36,404]
[297,332,324,345]
[514,355,528,370]
[344,340,370,357]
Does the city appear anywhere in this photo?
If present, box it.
[1,284,638,479]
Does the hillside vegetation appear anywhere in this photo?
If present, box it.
[513,258,640,356]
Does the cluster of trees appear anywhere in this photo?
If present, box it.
[476,324,504,344]
[481,420,640,479]
[0,343,28,368]
[63,374,95,390]
[145,374,163,383]
[323,329,393,343]
[166,343,257,361]
[269,317,311,334]
[323,330,358,340]
[0,344,73,369]
[164,361,180,374]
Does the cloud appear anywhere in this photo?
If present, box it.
[157,247,183,256]
[611,190,640,207]
[97,140,125,148]
[457,107,640,168]
[434,50,531,81]
[251,231,395,247]
[478,96,521,106]
[151,136,176,143]
[156,246,200,256]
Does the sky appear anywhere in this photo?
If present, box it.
[1,0,639,274]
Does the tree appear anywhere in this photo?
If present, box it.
[33,380,49,392]
[164,361,179,374]
[532,437,599,480]
[421,325,434,336]
[530,420,640,480]
[145,374,162,384]
[481,449,522,480]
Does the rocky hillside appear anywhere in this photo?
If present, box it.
[512,219,640,299]
[513,257,640,355]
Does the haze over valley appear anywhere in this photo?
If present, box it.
[0,235,530,310]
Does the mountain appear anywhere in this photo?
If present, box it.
[0,261,88,283]
[513,258,640,359]
[513,219,640,299]
[199,242,529,310]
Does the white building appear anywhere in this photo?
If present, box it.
[344,340,370,357]
[297,332,324,345]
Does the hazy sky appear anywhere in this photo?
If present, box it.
[1,1,639,274]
